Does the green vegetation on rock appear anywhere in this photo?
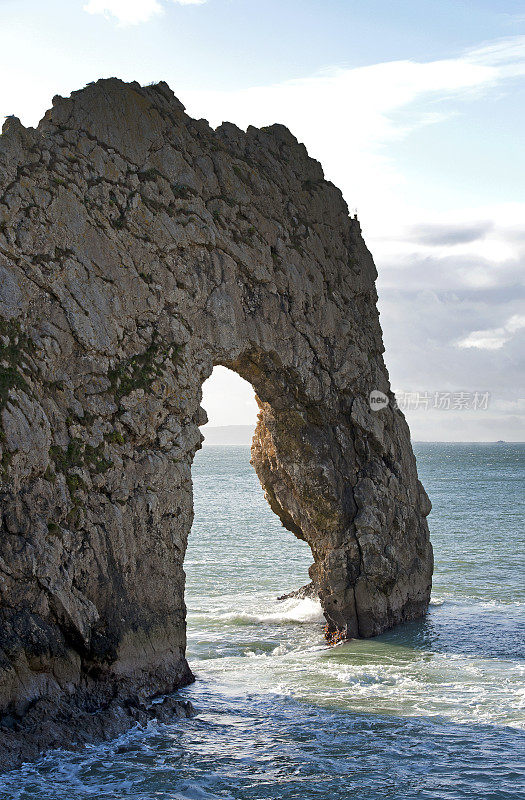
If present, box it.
[0,319,33,411]
[108,336,181,402]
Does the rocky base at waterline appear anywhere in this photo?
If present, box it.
[0,689,195,772]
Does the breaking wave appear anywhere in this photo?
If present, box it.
[216,597,324,625]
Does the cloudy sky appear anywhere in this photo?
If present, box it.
[1,0,523,440]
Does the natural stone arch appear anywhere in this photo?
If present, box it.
[0,79,432,758]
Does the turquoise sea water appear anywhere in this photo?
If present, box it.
[1,443,524,799]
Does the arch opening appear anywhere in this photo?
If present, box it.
[184,366,320,667]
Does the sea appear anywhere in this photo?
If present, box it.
[0,442,523,799]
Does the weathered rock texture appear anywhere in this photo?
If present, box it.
[0,79,432,762]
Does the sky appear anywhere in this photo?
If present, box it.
[1,0,524,441]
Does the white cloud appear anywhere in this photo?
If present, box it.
[83,0,205,26]
[183,36,525,234]
[466,34,525,78]
[83,0,163,25]
[458,314,525,350]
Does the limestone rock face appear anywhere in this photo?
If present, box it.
[0,79,432,756]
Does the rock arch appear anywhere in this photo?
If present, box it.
[0,79,432,756]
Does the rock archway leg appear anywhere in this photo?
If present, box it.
[226,353,433,640]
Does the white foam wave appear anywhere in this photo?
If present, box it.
[429,593,525,610]
[218,597,324,625]
[315,651,525,728]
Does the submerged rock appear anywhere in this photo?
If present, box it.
[0,78,432,765]
[0,691,195,772]
[277,582,318,601]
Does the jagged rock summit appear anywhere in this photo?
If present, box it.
[0,78,433,764]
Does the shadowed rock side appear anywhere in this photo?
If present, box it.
[0,78,432,765]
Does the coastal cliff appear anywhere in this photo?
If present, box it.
[0,79,432,765]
